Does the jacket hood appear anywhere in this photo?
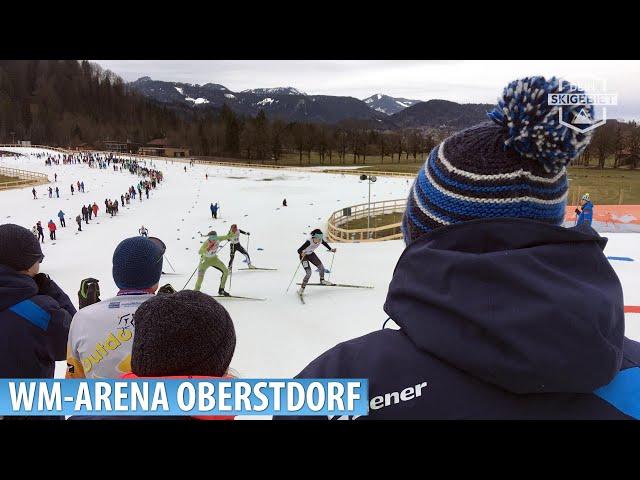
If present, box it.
[384,218,625,394]
[0,264,38,311]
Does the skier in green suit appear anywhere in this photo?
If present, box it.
[194,231,233,296]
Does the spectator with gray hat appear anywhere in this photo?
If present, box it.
[71,290,237,420]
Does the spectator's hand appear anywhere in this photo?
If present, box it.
[575,208,581,215]
[33,273,52,294]
[158,284,176,295]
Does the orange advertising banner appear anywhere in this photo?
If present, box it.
[564,205,640,232]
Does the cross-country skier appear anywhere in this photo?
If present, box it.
[55,186,59,198]
[71,184,74,195]
[139,226,148,237]
[210,202,219,219]
[92,203,98,217]
[76,214,82,232]
[227,224,252,270]
[297,229,336,296]
[48,187,52,198]
[32,188,37,199]
[575,193,594,227]
[194,230,233,297]
[283,198,287,207]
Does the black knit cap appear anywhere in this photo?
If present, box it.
[131,290,236,377]
[0,223,44,271]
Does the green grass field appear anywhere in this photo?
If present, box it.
[0,174,19,183]
[340,212,404,231]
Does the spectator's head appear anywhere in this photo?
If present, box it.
[131,290,236,377]
[0,224,44,276]
[402,76,595,244]
[112,236,163,292]
[581,193,591,206]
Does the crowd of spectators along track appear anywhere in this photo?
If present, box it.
[0,76,638,420]
[28,152,163,244]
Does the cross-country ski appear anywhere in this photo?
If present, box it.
[296,283,374,289]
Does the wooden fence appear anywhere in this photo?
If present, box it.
[326,198,407,243]
[0,166,49,190]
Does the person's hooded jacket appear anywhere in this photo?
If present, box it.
[0,266,75,378]
[279,219,640,420]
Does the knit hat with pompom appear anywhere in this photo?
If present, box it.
[402,76,594,244]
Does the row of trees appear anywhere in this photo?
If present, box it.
[0,60,197,147]
[579,119,640,169]
[168,105,441,164]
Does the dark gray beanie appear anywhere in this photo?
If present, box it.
[0,224,44,271]
[131,290,236,377]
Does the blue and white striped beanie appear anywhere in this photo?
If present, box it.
[402,76,594,244]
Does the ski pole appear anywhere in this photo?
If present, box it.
[328,250,336,281]
[182,264,199,290]
[286,258,304,293]
[164,255,176,273]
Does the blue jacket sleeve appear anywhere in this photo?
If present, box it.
[39,279,77,318]
[36,279,75,362]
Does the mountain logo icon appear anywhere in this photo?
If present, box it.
[572,108,594,125]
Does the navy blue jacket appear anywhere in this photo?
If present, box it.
[0,265,75,378]
[281,219,640,420]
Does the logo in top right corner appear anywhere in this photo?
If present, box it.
[548,76,618,133]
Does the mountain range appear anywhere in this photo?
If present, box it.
[128,77,493,130]
[362,93,422,115]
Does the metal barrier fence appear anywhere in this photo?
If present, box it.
[326,198,407,243]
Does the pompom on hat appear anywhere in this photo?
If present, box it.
[402,76,594,244]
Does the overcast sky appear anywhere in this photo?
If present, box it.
[94,60,640,120]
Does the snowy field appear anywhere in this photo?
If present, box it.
[1,147,639,381]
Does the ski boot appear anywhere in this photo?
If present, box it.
[320,279,335,286]
[297,287,305,296]
[248,263,257,270]
[218,288,231,297]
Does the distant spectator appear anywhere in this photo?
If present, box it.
[0,224,75,379]
[279,76,639,420]
[65,236,164,379]
[576,193,594,227]
[36,221,44,243]
[47,220,56,240]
